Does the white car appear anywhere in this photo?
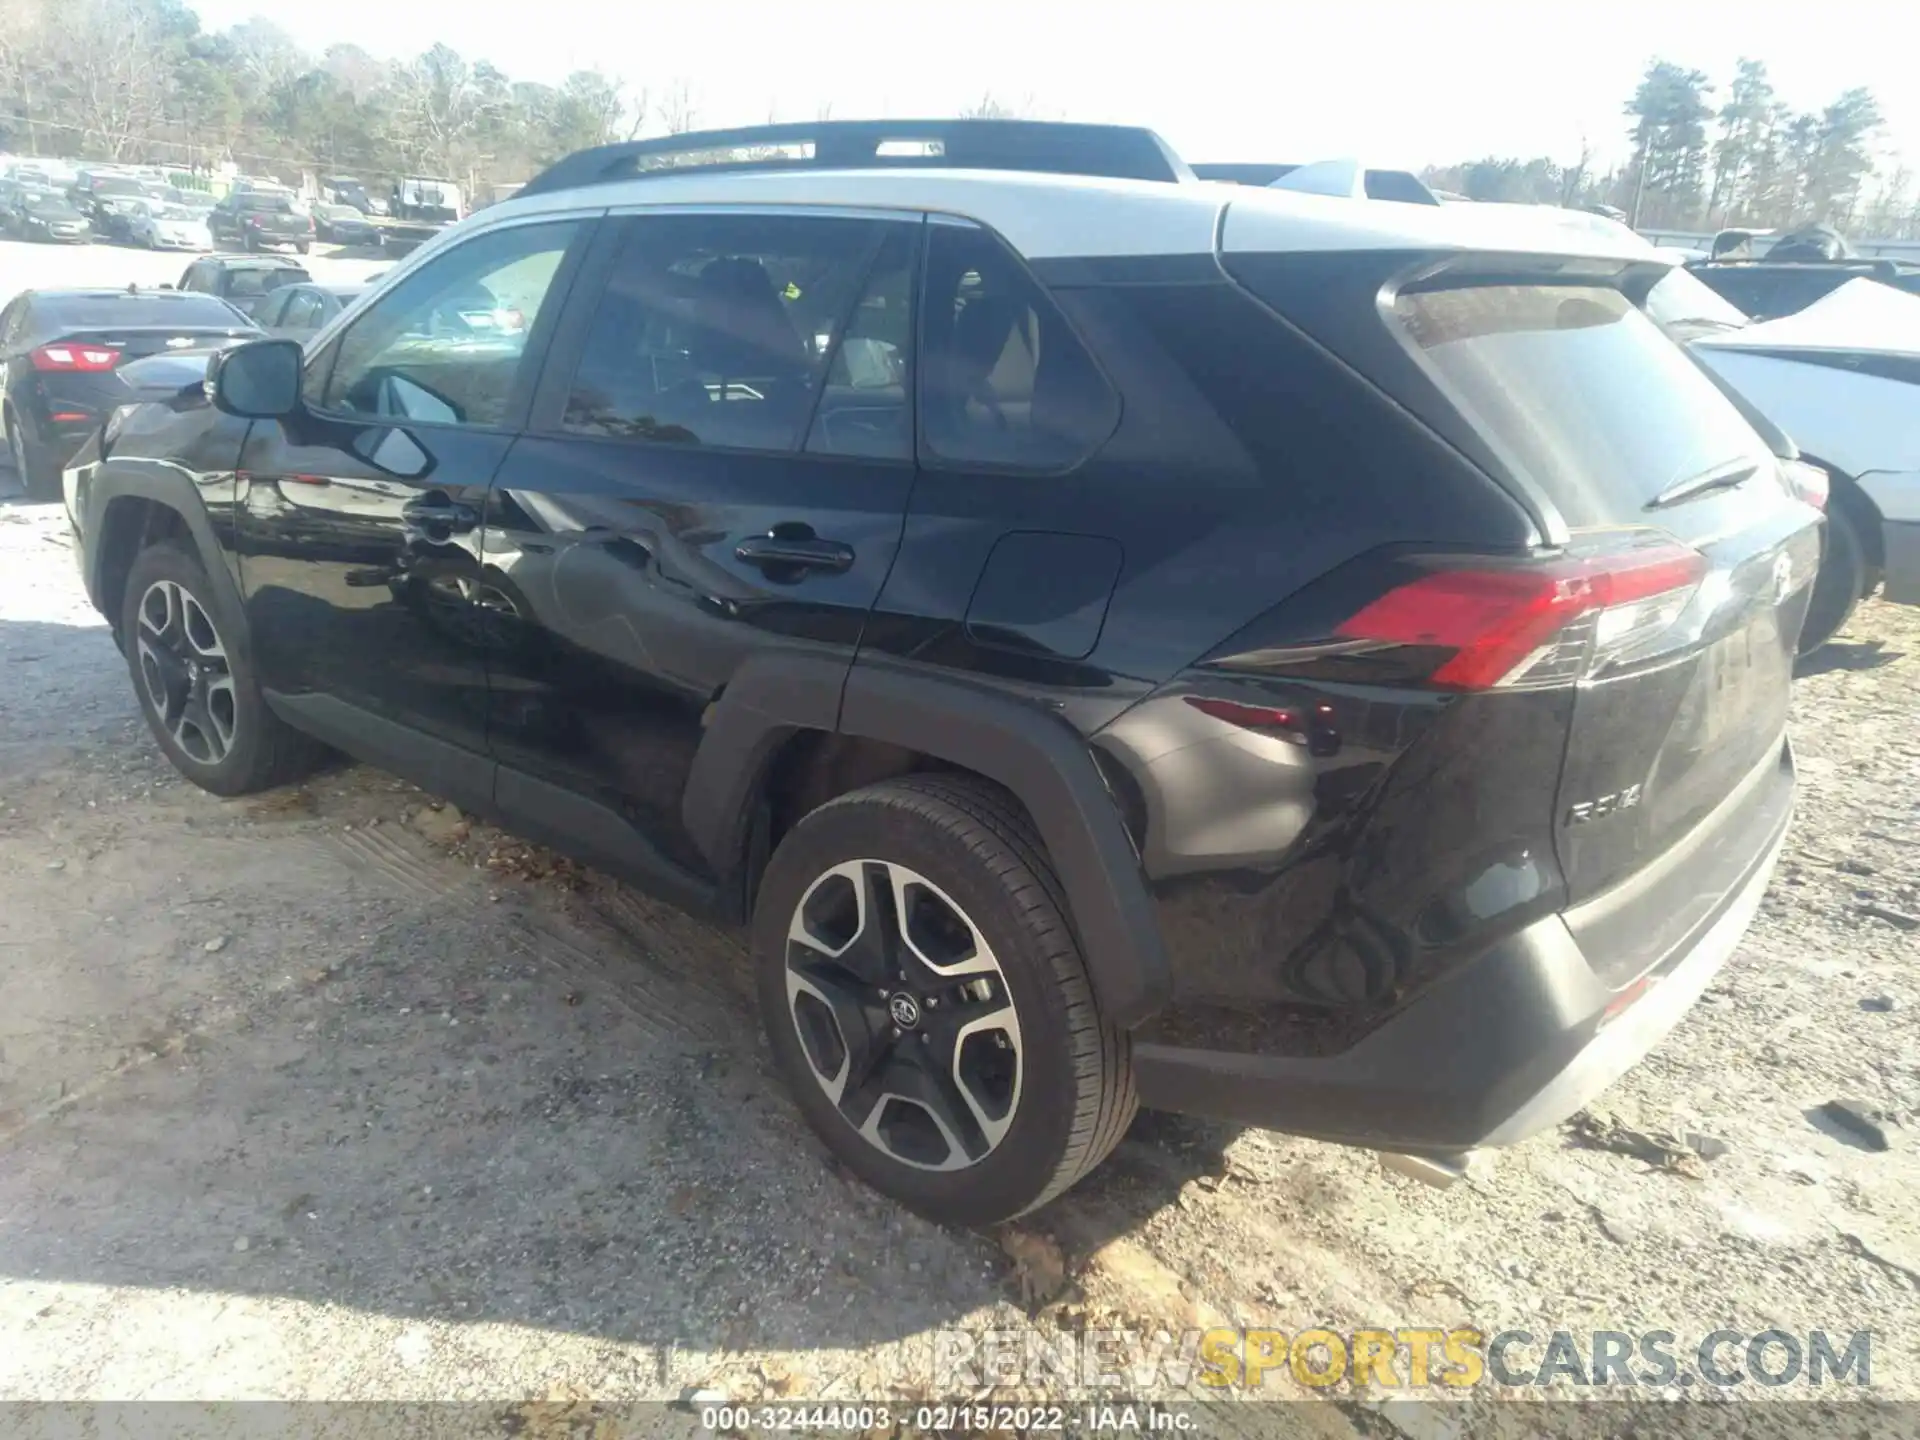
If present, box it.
[1647,268,1920,647]
[1307,192,1919,651]
[127,200,213,252]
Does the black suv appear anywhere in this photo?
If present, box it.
[63,121,1819,1226]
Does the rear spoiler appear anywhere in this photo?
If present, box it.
[1191,159,1441,206]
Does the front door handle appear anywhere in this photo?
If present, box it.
[735,533,855,574]
[401,496,481,534]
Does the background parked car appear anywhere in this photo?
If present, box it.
[126,199,214,252]
[207,190,314,254]
[253,282,367,338]
[1651,269,1920,635]
[10,190,91,244]
[1688,254,1920,320]
[0,287,257,497]
[312,204,380,247]
[175,254,313,319]
[72,174,152,235]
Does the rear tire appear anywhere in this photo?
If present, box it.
[120,541,327,796]
[753,775,1135,1227]
[1800,502,1867,655]
[5,407,60,501]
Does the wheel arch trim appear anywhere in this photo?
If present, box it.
[83,463,243,633]
[683,654,1173,1029]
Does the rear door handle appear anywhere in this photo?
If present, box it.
[735,534,855,574]
[401,496,481,534]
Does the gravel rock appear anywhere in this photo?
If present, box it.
[1822,1098,1895,1152]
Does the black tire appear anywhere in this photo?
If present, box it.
[1800,502,1867,655]
[5,407,60,501]
[753,774,1136,1227]
[120,541,327,796]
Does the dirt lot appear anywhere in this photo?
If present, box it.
[2,240,1918,1431]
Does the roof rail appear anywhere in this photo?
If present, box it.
[517,119,1194,198]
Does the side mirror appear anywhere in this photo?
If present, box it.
[209,338,302,419]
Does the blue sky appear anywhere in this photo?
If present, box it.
[190,0,1915,175]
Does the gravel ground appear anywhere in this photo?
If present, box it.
[1,237,1916,1432]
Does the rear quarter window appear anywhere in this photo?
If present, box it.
[1393,284,1770,526]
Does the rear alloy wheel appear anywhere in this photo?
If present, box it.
[785,859,1025,1172]
[754,776,1135,1227]
[6,408,58,501]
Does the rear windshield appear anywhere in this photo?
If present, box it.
[42,293,245,327]
[94,178,143,196]
[242,195,298,213]
[225,267,310,296]
[1394,284,1770,524]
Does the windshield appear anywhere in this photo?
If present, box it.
[1395,283,1772,525]
[25,193,69,212]
[1645,269,1752,332]
[159,205,201,221]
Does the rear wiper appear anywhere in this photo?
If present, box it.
[1646,461,1759,511]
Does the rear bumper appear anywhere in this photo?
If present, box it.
[1135,739,1792,1153]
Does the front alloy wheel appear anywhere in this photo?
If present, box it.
[135,578,238,764]
[785,859,1022,1172]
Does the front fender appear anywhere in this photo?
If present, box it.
[79,448,244,633]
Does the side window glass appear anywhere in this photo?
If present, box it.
[805,226,915,461]
[560,212,884,453]
[919,223,1118,471]
[321,220,579,429]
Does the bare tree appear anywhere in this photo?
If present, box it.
[658,79,699,135]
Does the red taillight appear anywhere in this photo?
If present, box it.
[1334,540,1707,691]
[31,344,120,372]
